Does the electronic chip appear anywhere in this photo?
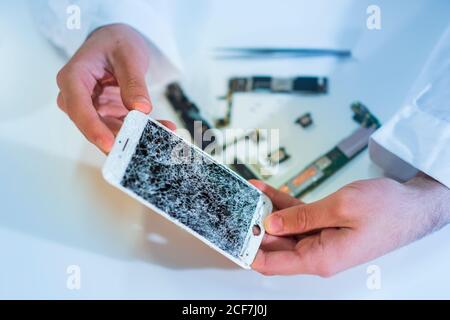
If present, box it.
[296,112,313,128]
[292,166,318,187]
[314,156,332,170]
[267,147,290,165]
[230,158,258,180]
[245,129,265,144]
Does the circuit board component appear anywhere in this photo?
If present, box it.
[296,112,313,128]
[280,102,381,198]
[267,147,290,165]
[217,76,328,127]
[229,158,258,181]
[165,83,216,150]
[228,76,328,94]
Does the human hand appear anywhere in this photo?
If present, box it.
[56,23,175,153]
[250,175,450,276]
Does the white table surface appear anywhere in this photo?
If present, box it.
[0,0,449,299]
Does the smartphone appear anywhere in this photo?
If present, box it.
[102,111,272,268]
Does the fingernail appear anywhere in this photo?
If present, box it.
[265,215,283,233]
[133,97,152,113]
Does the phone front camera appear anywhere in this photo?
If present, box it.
[252,224,261,236]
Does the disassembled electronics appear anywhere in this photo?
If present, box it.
[216,76,328,127]
[229,158,258,181]
[246,129,265,144]
[351,101,380,128]
[221,128,267,152]
[279,102,381,198]
[296,112,313,128]
[228,76,328,94]
[234,144,292,179]
[267,147,290,166]
[165,83,216,150]
[166,83,380,200]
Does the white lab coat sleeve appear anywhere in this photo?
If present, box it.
[369,24,450,188]
[33,0,182,85]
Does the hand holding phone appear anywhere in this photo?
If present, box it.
[102,111,272,268]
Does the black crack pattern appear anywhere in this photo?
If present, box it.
[121,121,260,258]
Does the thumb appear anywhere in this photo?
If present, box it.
[264,200,338,236]
[113,56,152,113]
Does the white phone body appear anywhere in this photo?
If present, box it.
[102,111,272,269]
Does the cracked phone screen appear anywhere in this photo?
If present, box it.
[120,120,261,258]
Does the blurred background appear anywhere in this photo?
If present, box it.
[0,0,449,298]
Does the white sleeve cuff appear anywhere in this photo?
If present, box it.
[370,104,450,188]
[32,0,96,57]
[34,0,182,86]
[92,0,183,86]
[369,24,450,189]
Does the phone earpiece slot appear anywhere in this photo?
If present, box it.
[122,138,130,151]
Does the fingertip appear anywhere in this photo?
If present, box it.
[133,102,152,114]
[249,179,267,191]
[158,119,177,131]
[95,132,115,154]
[251,250,265,271]
[264,214,283,234]
[56,92,65,111]
[103,139,114,154]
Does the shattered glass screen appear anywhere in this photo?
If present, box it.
[121,120,261,258]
